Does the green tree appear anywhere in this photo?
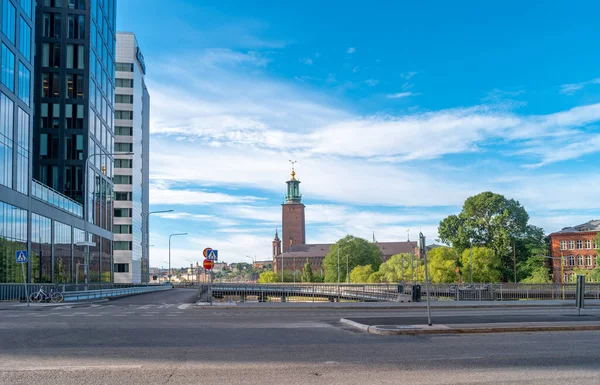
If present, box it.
[438,191,531,281]
[257,271,278,283]
[367,271,386,283]
[595,233,600,254]
[521,265,552,283]
[518,256,551,283]
[323,235,382,283]
[301,259,314,282]
[427,247,459,283]
[378,253,423,283]
[460,246,502,283]
[350,265,374,283]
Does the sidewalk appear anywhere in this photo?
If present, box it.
[340,310,600,335]
[0,299,108,310]
[194,299,600,309]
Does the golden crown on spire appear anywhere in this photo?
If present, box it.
[289,160,297,180]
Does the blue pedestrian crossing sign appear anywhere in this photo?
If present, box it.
[207,249,218,261]
[15,250,28,264]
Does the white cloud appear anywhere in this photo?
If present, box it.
[299,57,313,65]
[347,47,356,54]
[400,71,417,80]
[150,185,264,205]
[386,92,419,99]
[560,78,600,95]
[364,79,379,86]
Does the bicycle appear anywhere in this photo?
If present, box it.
[29,287,64,303]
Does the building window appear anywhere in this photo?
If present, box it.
[586,255,593,267]
[17,62,30,105]
[20,0,33,18]
[115,110,133,120]
[2,0,16,43]
[116,62,134,72]
[115,78,133,88]
[68,0,86,10]
[115,142,132,152]
[113,175,132,184]
[65,73,84,99]
[114,263,129,273]
[576,240,583,249]
[41,72,60,97]
[585,240,591,249]
[115,192,132,201]
[113,241,132,251]
[564,273,570,283]
[114,224,132,233]
[1,44,15,91]
[42,13,61,38]
[115,159,132,168]
[576,255,583,266]
[67,14,85,39]
[568,240,575,250]
[19,17,31,62]
[568,255,575,266]
[115,126,132,136]
[560,240,567,250]
[42,43,61,67]
[114,208,131,218]
[115,94,133,104]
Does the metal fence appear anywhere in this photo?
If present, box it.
[198,282,600,303]
[0,283,160,302]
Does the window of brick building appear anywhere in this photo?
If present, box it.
[586,255,592,267]
[576,240,583,249]
[585,240,591,249]
[568,255,575,266]
[576,255,583,266]
[560,241,567,250]
[568,241,575,250]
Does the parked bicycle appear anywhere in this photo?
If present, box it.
[29,287,64,303]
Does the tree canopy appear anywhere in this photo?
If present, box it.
[378,253,423,283]
[301,259,314,282]
[438,191,544,281]
[460,246,502,283]
[257,271,278,283]
[350,265,374,283]
[323,235,382,283]
[427,247,459,283]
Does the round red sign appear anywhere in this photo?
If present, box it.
[203,259,215,270]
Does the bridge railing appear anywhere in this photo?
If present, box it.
[201,282,600,303]
[0,283,161,302]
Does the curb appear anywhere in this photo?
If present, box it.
[191,302,600,310]
[339,318,600,335]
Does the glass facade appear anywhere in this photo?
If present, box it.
[0,201,27,283]
[34,0,116,234]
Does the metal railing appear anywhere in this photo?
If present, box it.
[0,283,162,302]
[199,282,600,303]
[31,179,83,217]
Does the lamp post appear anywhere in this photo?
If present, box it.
[145,210,174,282]
[168,233,187,281]
[469,238,473,284]
[84,152,133,223]
[337,244,340,285]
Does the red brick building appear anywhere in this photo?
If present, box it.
[549,220,599,283]
[271,168,418,276]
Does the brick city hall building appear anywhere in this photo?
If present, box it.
[549,220,599,283]
[272,168,417,276]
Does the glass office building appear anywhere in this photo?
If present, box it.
[0,0,114,284]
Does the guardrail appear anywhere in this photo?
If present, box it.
[31,179,83,217]
[62,285,171,302]
[199,283,600,303]
[0,283,164,302]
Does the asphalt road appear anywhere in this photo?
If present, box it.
[1,289,600,385]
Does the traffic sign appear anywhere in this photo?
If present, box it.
[15,250,28,264]
[207,249,218,261]
[203,247,212,258]
[203,259,215,270]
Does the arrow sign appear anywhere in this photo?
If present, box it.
[15,250,28,264]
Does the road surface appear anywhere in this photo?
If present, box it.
[1,289,599,384]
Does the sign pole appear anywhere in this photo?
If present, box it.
[22,262,29,307]
[420,233,432,326]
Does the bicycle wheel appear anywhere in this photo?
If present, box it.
[29,292,42,303]
[50,292,64,303]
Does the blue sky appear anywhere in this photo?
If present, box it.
[117,0,600,267]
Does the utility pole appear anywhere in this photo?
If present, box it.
[337,244,340,285]
[420,232,432,326]
[513,239,517,284]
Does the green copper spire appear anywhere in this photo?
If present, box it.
[285,166,302,203]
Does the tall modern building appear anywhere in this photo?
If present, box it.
[1,0,111,284]
[113,32,149,283]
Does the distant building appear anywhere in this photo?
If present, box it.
[253,260,272,269]
[212,262,228,273]
[272,168,419,275]
[549,220,599,283]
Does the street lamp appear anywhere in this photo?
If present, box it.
[145,210,174,282]
[75,241,96,289]
[469,238,473,284]
[168,233,187,280]
[84,152,133,223]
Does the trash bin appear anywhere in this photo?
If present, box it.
[397,284,404,294]
[412,284,421,302]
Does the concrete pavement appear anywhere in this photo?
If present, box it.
[2,289,600,384]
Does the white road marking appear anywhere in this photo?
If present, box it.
[1,365,143,372]
[177,304,191,310]
[137,305,152,309]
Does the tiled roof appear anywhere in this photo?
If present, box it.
[553,220,600,234]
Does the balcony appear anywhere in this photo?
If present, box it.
[31,179,83,217]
